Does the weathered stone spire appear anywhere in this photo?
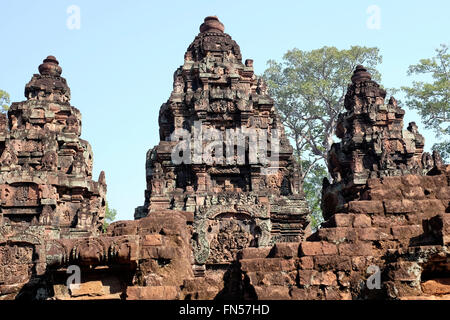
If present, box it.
[350,65,372,84]
[183,16,242,63]
[38,55,62,76]
[199,16,225,33]
[322,65,440,219]
[25,55,71,104]
[1,55,106,233]
[137,16,310,271]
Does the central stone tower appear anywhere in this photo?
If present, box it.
[135,16,310,273]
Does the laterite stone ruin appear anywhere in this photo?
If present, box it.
[0,16,449,300]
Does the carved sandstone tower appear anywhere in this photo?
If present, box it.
[322,65,440,220]
[0,56,107,235]
[236,66,449,300]
[136,16,310,272]
[0,56,108,299]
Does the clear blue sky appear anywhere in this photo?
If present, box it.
[1,0,448,221]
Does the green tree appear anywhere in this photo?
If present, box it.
[402,44,450,161]
[301,160,327,230]
[102,202,118,232]
[0,90,10,113]
[263,46,383,229]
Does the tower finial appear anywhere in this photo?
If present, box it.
[351,65,372,84]
[38,55,62,76]
[199,16,224,33]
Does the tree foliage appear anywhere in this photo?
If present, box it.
[263,46,383,228]
[301,160,327,230]
[402,44,450,160]
[102,202,118,232]
[0,90,10,113]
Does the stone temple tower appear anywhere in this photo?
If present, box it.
[322,65,441,220]
[0,56,107,236]
[136,16,310,272]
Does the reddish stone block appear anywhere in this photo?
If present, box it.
[254,285,290,300]
[280,259,296,271]
[126,286,179,300]
[351,256,368,270]
[353,214,371,227]
[140,247,157,259]
[384,199,415,214]
[108,221,137,236]
[245,272,259,285]
[314,255,352,271]
[289,287,323,300]
[320,271,337,286]
[382,176,403,188]
[240,258,294,272]
[272,242,300,259]
[357,227,391,241]
[338,242,373,256]
[442,200,450,212]
[260,271,296,286]
[401,186,425,199]
[391,225,422,239]
[339,290,353,300]
[348,201,384,214]
[371,215,390,227]
[422,176,441,189]
[239,259,263,272]
[299,256,314,270]
[367,186,403,200]
[298,269,319,286]
[367,178,382,188]
[240,247,271,259]
[321,242,338,255]
[156,246,177,260]
[356,227,376,241]
[337,271,350,288]
[422,278,450,295]
[299,241,337,256]
[401,175,422,187]
[324,288,341,300]
[316,227,357,242]
[179,211,194,223]
[415,199,446,214]
[436,187,450,199]
[299,242,323,256]
[143,234,162,246]
[330,214,353,227]
[432,174,448,188]
[385,281,421,298]
[388,262,421,282]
